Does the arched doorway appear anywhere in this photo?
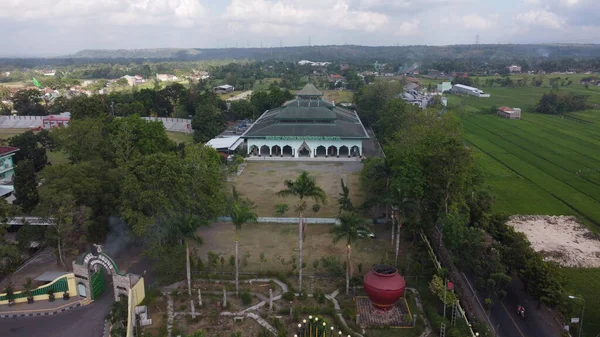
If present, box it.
[282,145,293,157]
[351,146,360,157]
[316,146,326,157]
[339,145,349,157]
[260,145,271,157]
[72,246,144,302]
[328,146,337,157]
[249,145,259,156]
[298,142,311,157]
[272,145,281,156]
[78,283,87,298]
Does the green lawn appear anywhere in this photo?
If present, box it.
[166,131,193,144]
[253,78,282,91]
[558,268,600,337]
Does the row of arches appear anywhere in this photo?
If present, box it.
[248,144,361,158]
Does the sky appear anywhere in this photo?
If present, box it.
[2,0,600,56]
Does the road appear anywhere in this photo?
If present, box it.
[0,289,114,337]
[464,274,563,337]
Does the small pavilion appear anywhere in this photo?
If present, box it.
[242,84,369,158]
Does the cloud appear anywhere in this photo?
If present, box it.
[395,19,420,36]
[461,14,496,30]
[225,0,389,33]
[515,9,563,29]
[0,0,207,26]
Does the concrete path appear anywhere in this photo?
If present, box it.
[166,294,174,337]
[246,156,363,162]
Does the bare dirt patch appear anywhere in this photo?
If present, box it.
[508,215,600,268]
[229,161,364,217]
[195,222,388,274]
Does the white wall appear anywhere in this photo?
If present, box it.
[247,139,362,157]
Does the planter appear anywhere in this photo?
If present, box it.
[49,294,55,302]
[27,296,34,304]
[363,264,406,311]
[8,300,15,306]
[63,292,70,300]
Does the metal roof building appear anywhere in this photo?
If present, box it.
[241,84,369,158]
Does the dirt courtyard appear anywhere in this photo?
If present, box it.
[230,161,365,217]
[195,222,389,274]
[508,215,600,268]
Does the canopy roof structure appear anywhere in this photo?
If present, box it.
[242,84,368,139]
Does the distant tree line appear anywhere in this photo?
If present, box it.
[536,92,588,114]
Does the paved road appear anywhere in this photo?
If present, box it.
[464,274,563,337]
[0,289,114,337]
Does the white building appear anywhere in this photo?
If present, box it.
[213,84,235,94]
[451,84,490,97]
[242,84,368,159]
[508,65,522,73]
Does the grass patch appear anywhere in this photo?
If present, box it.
[253,78,282,91]
[558,268,600,337]
[322,90,353,103]
[166,131,193,144]
[0,128,31,139]
[229,161,364,217]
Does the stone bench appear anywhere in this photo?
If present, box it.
[234,316,245,322]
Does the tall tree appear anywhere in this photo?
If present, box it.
[167,214,202,317]
[230,188,257,295]
[8,130,48,171]
[277,171,326,290]
[52,118,111,163]
[390,187,417,265]
[37,193,90,268]
[67,95,109,120]
[191,105,226,143]
[338,179,353,213]
[13,160,39,213]
[330,212,367,296]
[12,89,47,116]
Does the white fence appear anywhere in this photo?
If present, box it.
[216,216,340,224]
[0,116,44,128]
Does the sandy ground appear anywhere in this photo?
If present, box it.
[508,215,600,268]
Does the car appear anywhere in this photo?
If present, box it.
[358,229,375,239]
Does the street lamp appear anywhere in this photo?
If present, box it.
[569,295,585,337]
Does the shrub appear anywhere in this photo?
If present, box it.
[241,292,252,305]
[320,256,345,278]
[342,308,356,320]
[282,291,296,301]
[275,204,289,216]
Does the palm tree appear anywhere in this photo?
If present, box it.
[391,187,417,266]
[169,215,202,314]
[330,212,368,296]
[230,189,257,295]
[277,171,326,291]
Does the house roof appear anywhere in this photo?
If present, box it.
[206,136,243,151]
[242,98,369,139]
[0,146,19,156]
[296,83,323,97]
[498,106,512,112]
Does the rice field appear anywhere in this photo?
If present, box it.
[462,112,600,227]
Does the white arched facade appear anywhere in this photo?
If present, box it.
[247,138,362,158]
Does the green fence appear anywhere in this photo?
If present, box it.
[91,269,106,300]
[0,277,68,301]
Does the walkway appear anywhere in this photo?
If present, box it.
[0,289,113,337]
[0,297,83,318]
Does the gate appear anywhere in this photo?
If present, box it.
[91,269,106,300]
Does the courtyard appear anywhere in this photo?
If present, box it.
[229,161,365,218]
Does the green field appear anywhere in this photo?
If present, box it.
[558,268,600,336]
[463,113,600,227]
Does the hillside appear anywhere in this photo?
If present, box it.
[66,44,600,62]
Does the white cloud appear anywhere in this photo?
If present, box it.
[0,0,207,26]
[515,9,563,29]
[395,19,420,36]
[461,14,496,30]
[225,0,389,33]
